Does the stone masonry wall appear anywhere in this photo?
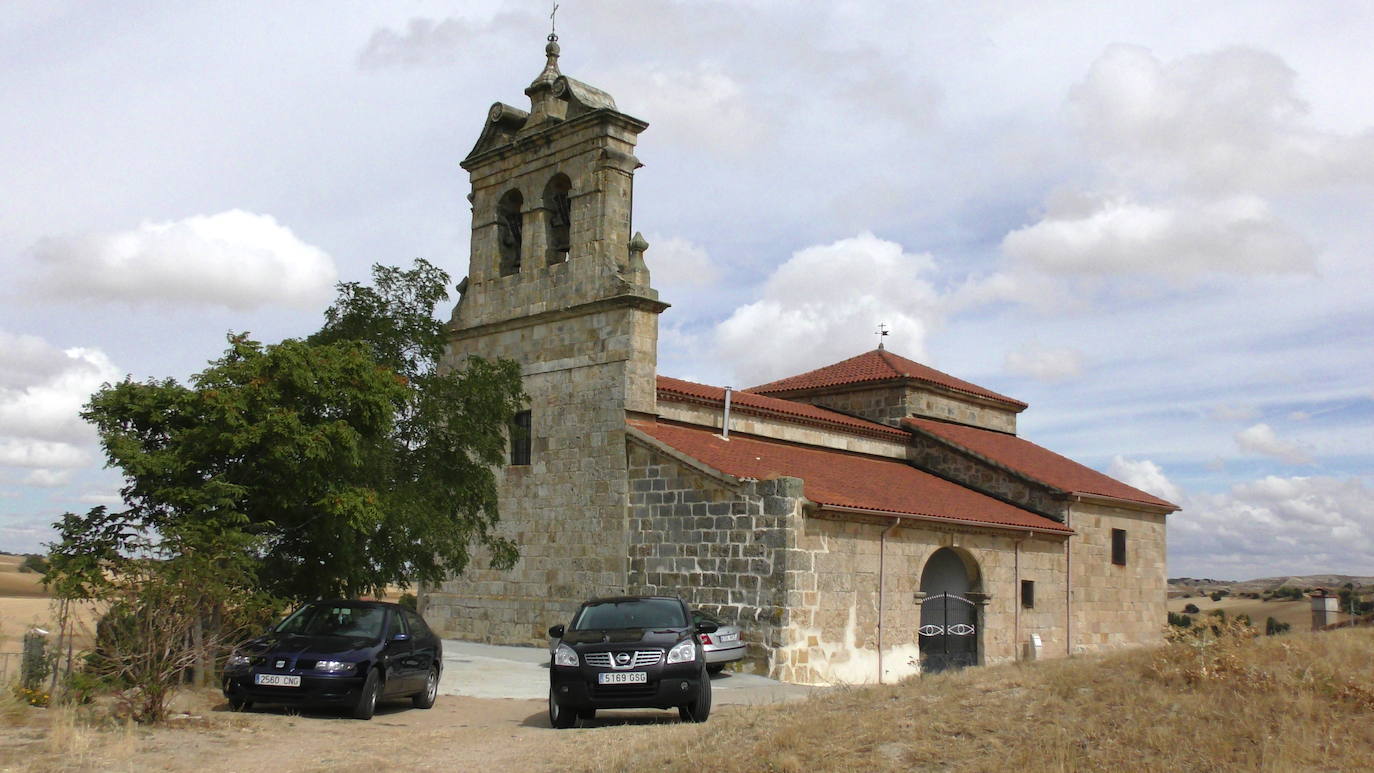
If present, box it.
[907,433,1066,521]
[787,384,1018,433]
[1068,501,1168,651]
[624,441,793,672]
[776,517,1071,685]
[908,387,1018,433]
[424,303,657,644]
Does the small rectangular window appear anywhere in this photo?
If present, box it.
[1111,528,1127,566]
[510,410,531,466]
[1021,580,1035,609]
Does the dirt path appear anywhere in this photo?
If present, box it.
[0,694,583,773]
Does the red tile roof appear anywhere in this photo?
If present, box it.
[749,349,1027,410]
[629,418,1073,534]
[904,417,1178,510]
[657,376,909,441]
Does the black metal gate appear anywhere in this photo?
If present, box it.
[918,592,977,672]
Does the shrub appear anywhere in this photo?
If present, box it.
[1168,612,1193,628]
[1209,591,1225,602]
[1265,616,1291,636]
[399,592,417,611]
[18,554,48,574]
[1183,603,1200,614]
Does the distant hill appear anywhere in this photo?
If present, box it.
[1170,575,1374,593]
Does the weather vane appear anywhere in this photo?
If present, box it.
[876,323,889,350]
[549,2,559,41]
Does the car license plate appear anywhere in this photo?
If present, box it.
[720,632,739,641]
[255,674,301,687]
[597,671,647,685]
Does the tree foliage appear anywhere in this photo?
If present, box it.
[68,259,525,602]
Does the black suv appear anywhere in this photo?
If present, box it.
[547,596,718,727]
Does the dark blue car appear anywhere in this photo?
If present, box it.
[222,600,442,720]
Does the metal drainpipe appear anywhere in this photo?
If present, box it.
[1065,509,1073,656]
[1014,535,1022,660]
[877,518,900,684]
[722,387,732,438]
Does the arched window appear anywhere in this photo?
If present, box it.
[543,174,571,265]
[497,189,523,276]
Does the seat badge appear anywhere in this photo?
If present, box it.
[275,659,286,669]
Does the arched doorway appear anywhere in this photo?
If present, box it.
[918,547,980,673]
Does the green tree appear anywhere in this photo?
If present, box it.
[75,259,525,601]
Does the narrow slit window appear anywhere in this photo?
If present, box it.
[1111,528,1127,566]
[1021,580,1035,609]
[510,410,532,466]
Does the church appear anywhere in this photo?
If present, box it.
[420,35,1177,685]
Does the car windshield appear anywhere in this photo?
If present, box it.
[572,599,686,630]
[275,604,387,639]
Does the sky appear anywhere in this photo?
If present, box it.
[2,1,1371,580]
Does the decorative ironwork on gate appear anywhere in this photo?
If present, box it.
[918,592,977,672]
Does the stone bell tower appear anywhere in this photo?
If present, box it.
[425,34,668,644]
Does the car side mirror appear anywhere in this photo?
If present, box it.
[391,632,410,642]
[695,621,718,635]
[548,624,565,639]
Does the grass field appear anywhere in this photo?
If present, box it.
[0,555,101,659]
[1167,595,1317,630]
[559,625,1374,772]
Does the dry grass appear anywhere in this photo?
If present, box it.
[561,627,1374,772]
[1168,595,1317,630]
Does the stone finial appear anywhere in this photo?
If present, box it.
[626,232,652,288]
[524,34,567,125]
[529,35,562,92]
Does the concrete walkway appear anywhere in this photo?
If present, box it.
[437,639,816,705]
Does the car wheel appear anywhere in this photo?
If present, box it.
[678,667,712,723]
[706,663,725,675]
[548,687,576,729]
[352,668,381,720]
[412,665,439,709]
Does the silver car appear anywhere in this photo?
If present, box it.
[693,610,745,673]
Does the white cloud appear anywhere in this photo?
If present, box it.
[714,233,940,386]
[610,63,759,151]
[643,235,721,290]
[0,342,121,444]
[1108,456,1181,503]
[1070,44,1374,193]
[1002,193,1313,277]
[1235,422,1312,465]
[1172,475,1374,578]
[0,439,88,469]
[1004,345,1084,383]
[1210,404,1259,422]
[356,13,535,70]
[77,491,122,506]
[28,210,337,311]
[22,468,71,488]
[358,17,474,69]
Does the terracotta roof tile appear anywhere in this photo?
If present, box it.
[904,417,1178,510]
[629,419,1072,534]
[749,349,1027,409]
[657,375,908,440]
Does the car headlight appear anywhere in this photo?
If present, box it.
[553,643,579,667]
[226,653,251,668]
[314,660,356,674]
[666,639,696,664]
